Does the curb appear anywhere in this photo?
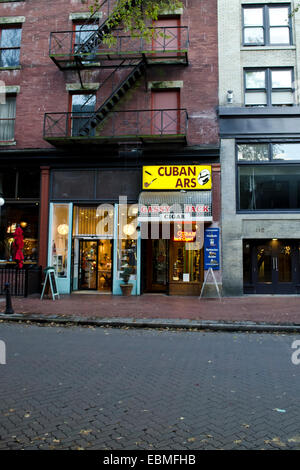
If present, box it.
[1,313,300,333]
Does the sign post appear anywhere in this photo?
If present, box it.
[40,267,60,301]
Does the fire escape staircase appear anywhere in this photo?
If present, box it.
[74,0,137,58]
[78,59,146,136]
[45,0,188,144]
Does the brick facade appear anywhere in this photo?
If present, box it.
[0,0,219,149]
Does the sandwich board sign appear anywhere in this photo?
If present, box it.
[40,267,60,301]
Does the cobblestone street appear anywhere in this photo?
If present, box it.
[1,322,300,450]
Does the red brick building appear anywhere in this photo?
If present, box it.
[0,0,220,296]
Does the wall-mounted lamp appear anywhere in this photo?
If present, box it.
[227,90,233,104]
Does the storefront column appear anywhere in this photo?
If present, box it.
[38,166,50,269]
[212,164,221,222]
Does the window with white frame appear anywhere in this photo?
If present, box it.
[0,95,16,142]
[242,4,292,46]
[244,68,293,106]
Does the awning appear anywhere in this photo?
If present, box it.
[138,191,212,222]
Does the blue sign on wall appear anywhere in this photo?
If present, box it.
[204,228,220,270]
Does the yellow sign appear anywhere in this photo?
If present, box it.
[143,165,212,190]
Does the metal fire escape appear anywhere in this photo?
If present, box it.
[44,0,189,144]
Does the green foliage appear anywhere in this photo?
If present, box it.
[89,0,183,46]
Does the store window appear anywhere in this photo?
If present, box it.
[117,205,138,280]
[51,204,70,278]
[0,168,40,198]
[242,4,292,46]
[0,25,22,67]
[73,205,114,237]
[0,203,39,263]
[244,68,293,106]
[0,95,16,142]
[237,143,300,210]
[171,222,201,283]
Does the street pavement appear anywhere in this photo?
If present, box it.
[1,322,300,450]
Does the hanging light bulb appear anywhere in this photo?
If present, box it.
[57,224,69,236]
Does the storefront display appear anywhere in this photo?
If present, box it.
[0,203,39,264]
[51,204,70,278]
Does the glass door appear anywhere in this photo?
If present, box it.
[97,240,112,292]
[248,239,297,294]
[144,238,168,292]
[78,240,98,290]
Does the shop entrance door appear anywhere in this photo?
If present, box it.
[145,239,169,293]
[78,239,112,292]
[244,240,298,294]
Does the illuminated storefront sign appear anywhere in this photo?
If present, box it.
[138,203,212,222]
[143,165,212,190]
[174,229,197,242]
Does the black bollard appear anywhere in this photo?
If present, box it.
[4,283,14,315]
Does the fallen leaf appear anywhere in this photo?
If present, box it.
[80,429,92,435]
[187,437,196,442]
[288,436,300,443]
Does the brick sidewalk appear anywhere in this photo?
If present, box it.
[1,293,300,324]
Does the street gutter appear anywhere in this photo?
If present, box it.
[1,313,300,333]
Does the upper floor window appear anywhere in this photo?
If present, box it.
[0,26,22,67]
[0,95,16,142]
[69,92,96,136]
[243,4,292,46]
[244,68,293,106]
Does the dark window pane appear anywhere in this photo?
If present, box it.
[243,241,252,284]
[18,169,40,198]
[96,170,141,201]
[0,170,16,198]
[52,171,95,200]
[239,165,300,210]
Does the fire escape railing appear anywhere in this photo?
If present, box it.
[44,109,188,141]
[49,26,189,67]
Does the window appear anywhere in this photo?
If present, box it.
[0,95,16,142]
[244,68,293,106]
[73,22,99,62]
[69,92,96,136]
[243,4,292,46]
[237,143,300,210]
[0,25,21,67]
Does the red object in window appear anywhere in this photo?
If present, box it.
[151,90,180,135]
[13,226,24,269]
